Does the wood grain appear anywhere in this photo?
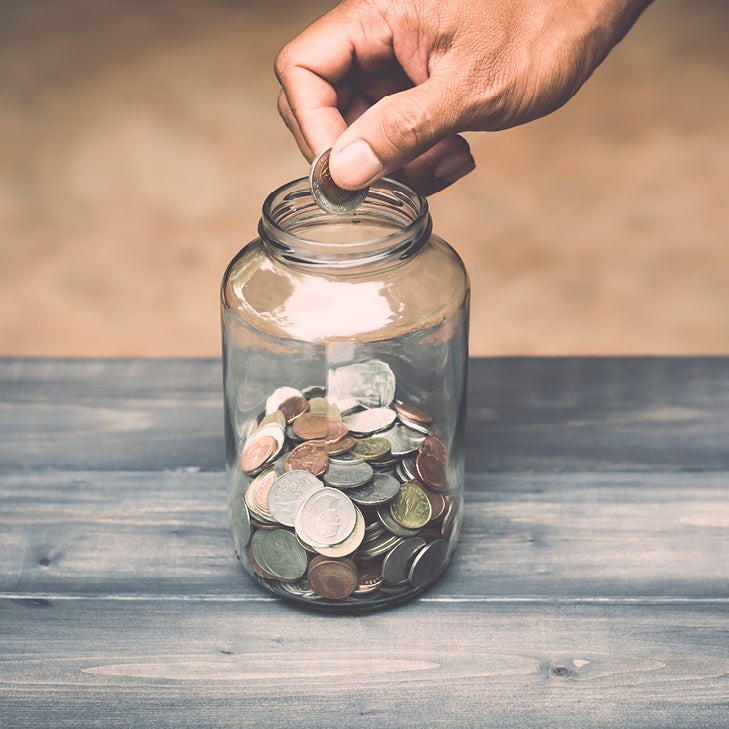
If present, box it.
[1,357,728,728]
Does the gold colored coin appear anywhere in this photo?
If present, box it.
[389,480,433,530]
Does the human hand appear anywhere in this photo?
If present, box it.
[275,0,652,194]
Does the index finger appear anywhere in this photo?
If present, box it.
[274,5,390,155]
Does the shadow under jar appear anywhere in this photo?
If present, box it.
[221,176,470,612]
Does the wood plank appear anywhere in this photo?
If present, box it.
[1,469,728,600]
[2,598,728,728]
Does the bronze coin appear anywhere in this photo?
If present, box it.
[285,439,328,476]
[354,558,384,594]
[278,396,309,424]
[254,470,278,515]
[415,435,449,492]
[393,400,433,426]
[307,557,359,599]
[240,434,277,473]
[292,412,327,440]
[326,417,349,444]
[423,487,447,522]
[327,435,356,456]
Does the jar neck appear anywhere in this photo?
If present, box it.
[258,177,432,271]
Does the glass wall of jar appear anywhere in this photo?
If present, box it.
[221,176,470,612]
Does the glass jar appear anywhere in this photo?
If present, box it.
[221,175,469,612]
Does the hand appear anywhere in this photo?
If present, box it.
[275,0,652,194]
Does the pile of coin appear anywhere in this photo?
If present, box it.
[231,359,461,606]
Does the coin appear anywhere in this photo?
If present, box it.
[327,435,357,456]
[382,536,426,584]
[292,413,349,443]
[341,407,397,435]
[307,397,330,414]
[292,412,327,440]
[309,148,368,215]
[307,555,359,599]
[285,439,328,476]
[350,437,392,461]
[416,435,449,492]
[408,538,449,589]
[278,395,309,424]
[266,386,304,414]
[322,459,374,490]
[376,502,422,538]
[251,528,308,582]
[253,470,278,516]
[259,410,287,429]
[393,400,433,426]
[423,487,447,522]
[347,472,400,506]
[295,486,357,549]
[315,506,365,558]
[266,469,323,526]
[240,434,278,473]
[389,480,432,530]
[229,493,251,554]
[378,423,424,457]
[354,558,384,593]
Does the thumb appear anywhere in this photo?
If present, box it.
[329,79,461,190]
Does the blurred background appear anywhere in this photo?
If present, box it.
[1,0,727,357]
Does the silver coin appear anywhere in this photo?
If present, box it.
[229,493,251,555]
[408,538,450,589]
[396,454,419,482]
[323,459,374,489]
[376,503,422,538]
[266,469,323,527]
[347,472,401,506]
[382,537,427,584]
[396,413,431,435]
[342,407,397,435]
[309,148,368,215]
[360,532,404,559]
[295,486,357,549]
[378,423,424,457]
[329,359,396,409]
[251,528,308,581]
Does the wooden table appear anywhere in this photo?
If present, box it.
[2,358,728,727]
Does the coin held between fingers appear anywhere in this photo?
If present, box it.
[310,148,369,214]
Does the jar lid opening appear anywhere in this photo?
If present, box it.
[259,177,432,269]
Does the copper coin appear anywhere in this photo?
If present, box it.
[278,396,309,424]
[254,470,278,515]
[423,487,447,521]
[393,400,433,426]
[292,412,327,440]
[354,558,384,594]
[285,439,328,476]
[327,435,356,456]
[307,556,359,599]
[415,435,449,492]
[240,434,278,473]
[326,417,350,444]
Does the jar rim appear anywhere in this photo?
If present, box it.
[258,176,432,269]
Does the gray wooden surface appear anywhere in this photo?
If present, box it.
[1,357,728,728]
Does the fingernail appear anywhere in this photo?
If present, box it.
[434,152,476,187]
[329,140,384,189]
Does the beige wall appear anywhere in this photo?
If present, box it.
[1,0,727,356]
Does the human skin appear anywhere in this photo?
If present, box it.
[275,0,654,194]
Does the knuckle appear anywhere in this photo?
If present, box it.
[378,95,435,158]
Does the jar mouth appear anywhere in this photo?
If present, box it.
[258,176,432,269]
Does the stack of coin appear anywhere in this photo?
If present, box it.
[233,360,461,607]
